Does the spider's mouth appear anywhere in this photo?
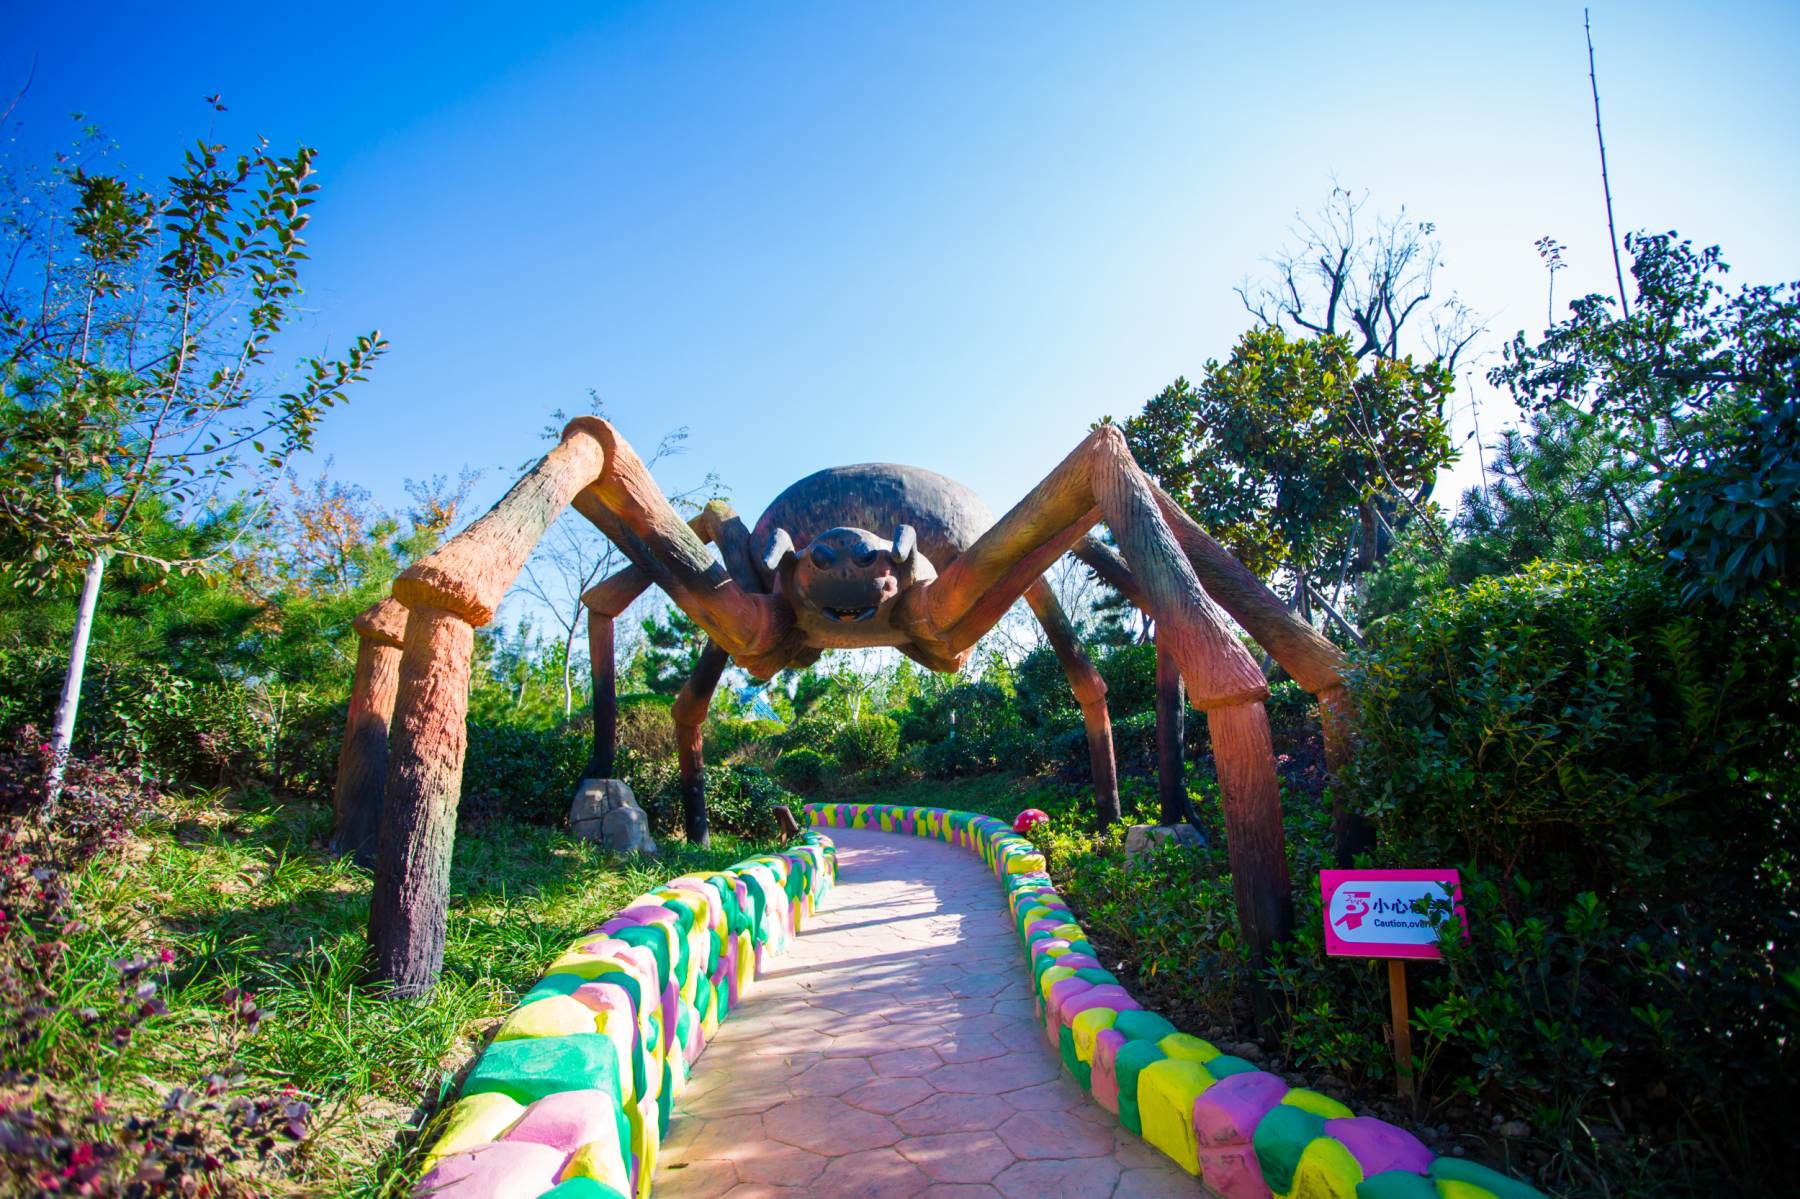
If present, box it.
[822,606,879,623]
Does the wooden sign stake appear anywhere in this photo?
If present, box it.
[1388,959,1414,1097]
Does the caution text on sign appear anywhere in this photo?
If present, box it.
[1319,869,1467,960]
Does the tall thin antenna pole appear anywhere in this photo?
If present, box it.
[1586,9,1630,318]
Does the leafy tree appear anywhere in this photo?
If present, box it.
[1123,327,1456,599]
[638,607,708,695]
[0,114,384,785]
[1489,231,1799,607]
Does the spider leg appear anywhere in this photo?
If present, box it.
[1022,578,1121,828]
[333,597,407,869]
[586,422,800,667]
[672,642,733,847]
[895,425,1293,994]
[580,565,655,782]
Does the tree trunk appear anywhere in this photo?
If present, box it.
[584,612,616,781]
[332,598,407,868]
[1155,639,1186,827]
[369,604,474,999]
[1319,682,1376,867]
[1206,699,1293,1035]
[47,552,108,802]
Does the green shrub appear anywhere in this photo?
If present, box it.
[836,715,900,769]
[702,764,796,840]
[775,748,834,794]
[461,722,590,826]
[1269,558,1800,1158]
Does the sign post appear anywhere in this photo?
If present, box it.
[1319,869,1465,1098]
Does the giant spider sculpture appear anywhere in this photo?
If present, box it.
[335,418,1351,998]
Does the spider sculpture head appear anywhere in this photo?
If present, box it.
[771,524,937,647]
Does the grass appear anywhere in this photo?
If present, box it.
[10,787,785,1197]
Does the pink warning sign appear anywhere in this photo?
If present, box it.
[1319,869,1467,960]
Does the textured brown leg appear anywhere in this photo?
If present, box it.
[369,604,474,998]
[588,424,793,663]
[1207,700,1293,1034]
[1022,579,1120,828]
[580,564,656,781]
[1155,637,1187,828]
[587,614,616,781]
[372,418,609,998]
[672,643,732,847]
[331,598,407,868]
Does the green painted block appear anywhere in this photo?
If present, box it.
[1057,1024,1092,1089]
[1073,967,1119,986]
[610,925,671,992]
[1430,1157,1551,1199]
[1114,1010,1179,1043]
[1252,1103,1326,1196]
[1113,1038,1168,1103]
[1205,1055,1259,1078]
[542,1179,630,1199]
[1068,939,1096,956]
[1119,1093,1143,1136]
[525,962,644,1022]
[1356,1169,1439,1199]
[463,1033,622,1106]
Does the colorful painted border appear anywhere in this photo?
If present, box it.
[805,802,1549,1199]
[410,829,839,1199]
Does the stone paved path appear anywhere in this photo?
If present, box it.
[652,828,1205,1199]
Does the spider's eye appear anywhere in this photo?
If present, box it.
[852,542,879,567]
[809,545,837,569]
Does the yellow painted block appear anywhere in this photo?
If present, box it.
[735,930,755,993]
[424,1091,524,1165]
[495,995,600,1041]
[1039,966,1077,998]
[544,951,637,983]
[1007,853,1048,874]
[1051,922,1084,940]
[560,1127,632,1196]
[1287,1135,1363,1199]
[665,1038,689,1101]
[627,1093,659,1199]
[1282,1088,1355,1119]
[1071,1006,1118,1062]
[1434,1182,1498,1199]
[1042,944,1071,959]
[594,1008,636,1105]
[1158,1033,1221,1063]
[1137,1058,1216,1175]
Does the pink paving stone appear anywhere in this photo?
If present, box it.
[789,1057,878,1096]
[996,1109,1117,1160]
[811,1147,932,1199]
[844,1076,940,1115]
[896,1131,1017,1184]
[654,1158,739,1199]
[871,1047,945,1077]
[893,1093,1017,1136]
[732,1141,828,1185]
[662,829,1176,1199]
[992,1157,1123,1199]
[763,1097,902,1155]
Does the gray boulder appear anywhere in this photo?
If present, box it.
[570,778,657,855]
[1124,822,1206,862]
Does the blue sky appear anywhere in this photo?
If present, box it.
[8,0,1798,540]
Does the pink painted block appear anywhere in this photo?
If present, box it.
[1053,953,1101,972]
[1193,1070,1290,1146]
[1060,986,1140,1024]
[1324,1117,1434,1177]
[503,1089,622,1154]
[724,936,740,1006]
[1092,1028,1128,1114]
[1026,919,1063,937]
[413,1141,565,1199]
[617,905,678,926]
[1030,939,1071,959]
[1198,1142,1273,1199]
[569,980,635,1026]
